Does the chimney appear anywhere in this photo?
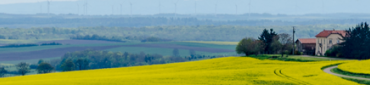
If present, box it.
[333,29,335,31]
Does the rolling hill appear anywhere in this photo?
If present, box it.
[0,57,358,85]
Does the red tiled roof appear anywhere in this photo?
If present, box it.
[315,30,346,37]
[297,38,316,44]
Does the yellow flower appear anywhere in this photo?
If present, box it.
[0,57,359,85]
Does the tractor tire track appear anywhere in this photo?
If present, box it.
[274,68,311,85]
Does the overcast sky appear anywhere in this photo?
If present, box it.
[0,0,369,15]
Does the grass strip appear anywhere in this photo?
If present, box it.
[331,67,370,84]
[247,55,315,62]
[332,68,370,78]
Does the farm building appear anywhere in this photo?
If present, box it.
[314,29,346,56]
[296,38,316,55]
[296,29,346,56]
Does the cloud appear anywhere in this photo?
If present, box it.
[0,0,77,5]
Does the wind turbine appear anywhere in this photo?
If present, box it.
[295,0,298,14]
[40,1,43,13]
[120,4,123,15]
[248,0,251,18]
[158,0,161,14]
[77,3,79,15]
[235,4,238,15]
[214,0,218,17]
[174,0,179,14]
[112,5,114,15]
[130,2,133,16]
[194,1,197,15]
[84,1,88,15]
[215,4,217,16]
[322,0,325,14]
[47,0,50,14]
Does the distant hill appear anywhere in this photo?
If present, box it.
[0,13,369,28]
[1,0,370,15]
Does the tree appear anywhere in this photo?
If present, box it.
[16,62,30,76]
[189,50,196,58]
[38,59,44,64]
[0,35,6,39]
[258,29,277,54]
[173,48,180,57]
[277,33,293,57]
[340,22,370,59]
[61,59,75,71]
[0,67,7,77]
[325,46,341,57]
[236,38,264,56]
[75,59,89,70]
[37,62,54,74]
[270,36,282,54]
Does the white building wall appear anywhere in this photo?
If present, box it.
[315,34,343,56]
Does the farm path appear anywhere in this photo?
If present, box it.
[323,65,370,80]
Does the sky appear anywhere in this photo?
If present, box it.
[0,0,77,5]
[0,0,369,15]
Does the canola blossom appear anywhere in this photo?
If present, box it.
[0,57,359,85]
[338,59,370,74]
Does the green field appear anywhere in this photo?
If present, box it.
[0,40,237,64]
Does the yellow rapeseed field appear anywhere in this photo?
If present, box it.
[338,59,370,74]
[0,57,359,85]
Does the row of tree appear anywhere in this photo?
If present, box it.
[326,22,370,59]
[0,62,55,77]
[236,29,293,57]
[70,34,128,42]
[0,42,62,48]
[52,49,224,72]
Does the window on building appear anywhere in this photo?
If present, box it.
[337,40,340,43]
[329,39,332,44]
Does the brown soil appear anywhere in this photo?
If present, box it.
[38,40,119,45]
[0,45,123,61]
[124,44,234,53]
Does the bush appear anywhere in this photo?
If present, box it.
[40,42,62,46]
[236,38,264,56]
[37,62,54,74]
[272,56,279,58]
[141,37,171,42]
[325,46,341,57]
[29,64,38,69]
